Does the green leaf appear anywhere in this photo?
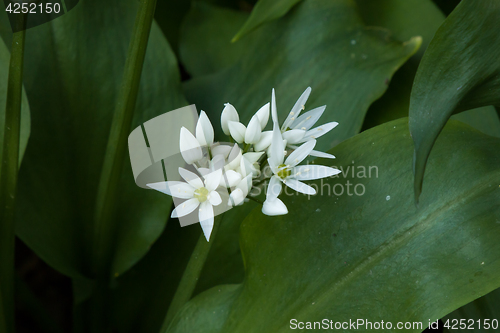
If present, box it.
[356,0,500,140]
[168,285,241,333]
[452,107,500,139]
[180,2,252,77]
[14,0,186,280]
[183,0,421,153]
[108,201,253,333]
[109,221,200,333]
[443,288,500,332]
[356,0,445,128]
[409,0,500,202]
[232,0,302,42]
[167,118,500,333]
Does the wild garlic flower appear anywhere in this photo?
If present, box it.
[149,87,340,240]
[180,111,215,165]
[262,125,341,216]
[147,168,223,241]
[271,88,338,159]
[226,103,270,147]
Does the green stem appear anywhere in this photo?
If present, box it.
[243,143,251,153]
[92,0,158,278]
[160,216,223,332]
[0,15,27,333]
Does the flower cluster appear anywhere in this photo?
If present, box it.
[147,88,340,241]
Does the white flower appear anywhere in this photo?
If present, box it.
[227,103,270,144]
[237,152,263,178]
[228,174,252,206]
[196,111,214,146]
[254,131,272,151]
[147,168,223,241]
[271,88,338,159]
[262,125,340,216]
[262,197,288,216]
[198,151,243,188]
[221,103,239,136]
[224,144,242,170]
[179,127,203,165]
[179,111,215,165]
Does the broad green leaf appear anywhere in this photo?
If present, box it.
[452,107,500,138]
[194,202,254,295]
[154,1,191,55]
[183,0,421,153]
[443,288,500,332]
[169,285,241,333]
[155,0,255,55]
[167,118,500,333]
[180,2,252,76]
[14,0,186,280]
[232,0,302,42]
[356,0,500,139]
[109,202,252,333]
[109,221,200,333]
[409,0,500,202]
[355,0,444,128]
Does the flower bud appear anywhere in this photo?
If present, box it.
[221,103,239,136]
[179,127,203,165]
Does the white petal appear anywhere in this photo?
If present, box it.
[262,198,288,216]
[197,167,210,176]
[284,140,316,167]
[221,103,239,136]
[291,165,340,180]
[196,111,214,146]
[239,155,257,178]
[244,115,262,144]
[254,131,273,152]
[211,144,232,159]
[237,174,253,196]
[243,152,263,164]
[284,178,316,195]
[308,150,336,159]
[225,144,242,170]
[171,198,200,218]
[282,87,311,131]
[178,167,204,189]
[228,121,246,144]
[266,175,282,201]
[269,125,285,168]
[282,129,306,145]
[203,168,223,192]
[180,127,203,165]
[290,106,326,131]
[198,201,214,241]
[147,181,195,199]
[299,122,338,142]
[271,88,278,125]
[221,169,242,187]
[228,188,245,206]
[210,154,226,171]
[208,191,222,206]
[255,103,270,130]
